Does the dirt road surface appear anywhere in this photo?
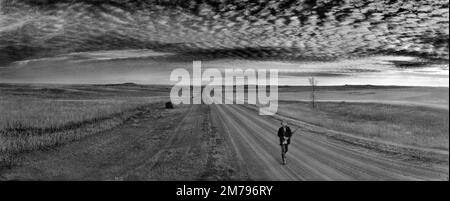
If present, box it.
[211,104,449,180]
[0,103,448,180]
[0,103,236,180]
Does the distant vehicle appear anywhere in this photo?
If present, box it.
[165,101,174,109]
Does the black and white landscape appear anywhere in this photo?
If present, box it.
[0,0,448,180]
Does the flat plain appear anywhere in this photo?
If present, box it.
[0,84,448,180]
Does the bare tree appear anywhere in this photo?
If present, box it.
[308,77,318,108]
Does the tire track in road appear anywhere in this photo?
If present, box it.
[213,105,302,180]
[212,104,449,180]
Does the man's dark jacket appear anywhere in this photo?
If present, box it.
[278,126,293,145]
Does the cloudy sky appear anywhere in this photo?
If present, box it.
[0,0,448,85]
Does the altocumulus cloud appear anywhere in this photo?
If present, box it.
[0,0,448,65]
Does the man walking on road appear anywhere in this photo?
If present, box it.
[278,120,293,165]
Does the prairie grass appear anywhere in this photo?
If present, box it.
[0,97,151,129]
[0,94,159,168]
[278,101,449,150]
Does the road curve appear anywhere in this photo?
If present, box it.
[211,104,449,181]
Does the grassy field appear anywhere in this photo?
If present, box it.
[278,101,449,150]
[278,85,449,109]
[1,83,448,170]
[1,97,152,129]
[0,83,170,168]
